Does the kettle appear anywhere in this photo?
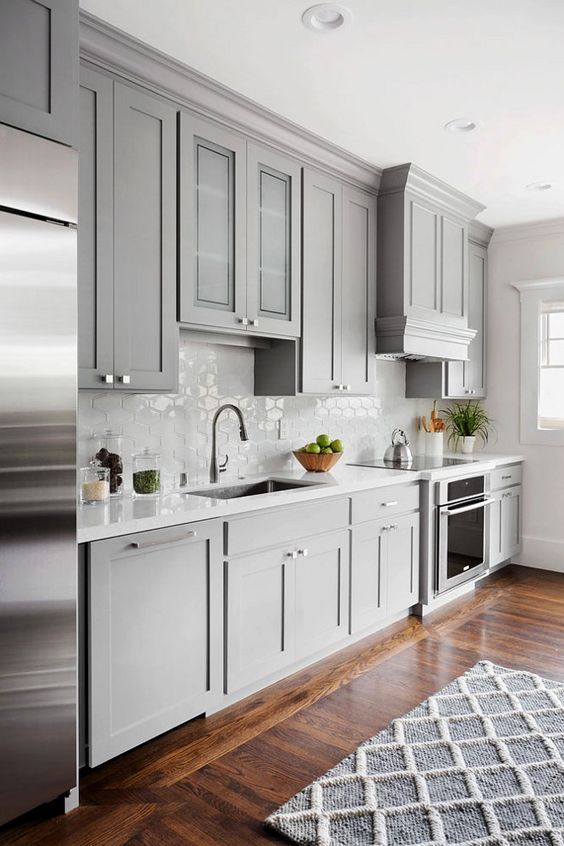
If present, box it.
[383,428,413,466]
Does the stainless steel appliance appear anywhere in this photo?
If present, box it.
[0,124,77,825]
[436,474,494,594]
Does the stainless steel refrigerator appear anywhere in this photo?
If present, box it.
[0,124,77,825]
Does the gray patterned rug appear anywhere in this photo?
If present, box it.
[265,661,564,846]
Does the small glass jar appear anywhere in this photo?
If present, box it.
[132,448,161,497]
[80,464,110,505]
[91,430,124,497]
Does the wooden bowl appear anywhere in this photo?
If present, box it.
[292,450,343,473]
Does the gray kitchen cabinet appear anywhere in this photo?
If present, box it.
[224,545,296,695]
[302,169,376,395]
[88,521,222,767]
[78,66,114,389]
[405,224,491,399]
[386,512,420,615]
[78,68,178,391]
[351,512,419,633]
[376,164,483,360]
[0,0,78,146]
[246,143,301,336]
[490,485,522,568]
[179,116,301,338]
[350,520,387,634]
[294,529,349,660]
[179,113,247,331]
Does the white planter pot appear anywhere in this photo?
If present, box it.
[460,436,476,454]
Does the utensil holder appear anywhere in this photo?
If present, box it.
[425,431,444,457]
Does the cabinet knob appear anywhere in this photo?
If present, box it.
[238,317,249,326]
[249,318,259,327]
[345,385,351,392]
[298,548,309,557]
[286,550,298,559]
[102,374,114,384]
[118,375,131,384]
[334,384,344,391]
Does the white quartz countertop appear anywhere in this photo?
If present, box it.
[77,453,524,544]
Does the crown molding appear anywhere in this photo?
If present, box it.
[491,217,564,244]
[513,277,564,295]
[378,163,485,222]
[79,11,382,191]
[375,315,476,361]
[468,219,494,247]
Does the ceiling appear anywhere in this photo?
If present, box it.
[80,0,564,228]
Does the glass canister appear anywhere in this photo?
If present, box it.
[132,448,161,497]
[91,430,124,497]
[80,463,110,505]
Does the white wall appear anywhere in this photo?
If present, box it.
[486,219,564,572]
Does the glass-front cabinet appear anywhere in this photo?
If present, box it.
[179,113,301,338]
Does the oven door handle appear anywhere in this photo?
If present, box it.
[441,497,495,517]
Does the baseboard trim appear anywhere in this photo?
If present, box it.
[515,535,564,573]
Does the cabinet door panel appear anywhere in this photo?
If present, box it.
[341,186,376,394]
[246,144,301,337]
[78,67,114,389]
[386,513,420,615]
[489,491,504,567]
[113,84,178,391]
[295,530,349,660]
[351,521,387,634]
[409,200,439,312]
[502,486,522,561]
[225,547,295,694]
[179,113,247,329]
[0,0,78,146]
[447,241,486,398]
[89,522,222,767]
[441,216,466,320]
[301,169,342,393]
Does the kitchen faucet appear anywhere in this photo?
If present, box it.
[210,404,249,483]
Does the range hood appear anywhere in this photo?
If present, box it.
[375,163,484,361]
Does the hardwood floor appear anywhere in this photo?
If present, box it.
[2,564,564,846]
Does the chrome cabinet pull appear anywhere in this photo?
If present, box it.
[102,374,114,384]
[249,318,259,327]
[238,317,249,326]
[286,550,298,559]
[131,531,197,549]
[442,497,495,516]
[334,384,344,391]
[345,385,351,391]
[298,548,309,557]
[501,474,512,480]
[119,375,131,384]
[382,500,399,508]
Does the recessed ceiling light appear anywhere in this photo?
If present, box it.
[526,181,553,192]
[302,4,352,32]
[444,118,480,133]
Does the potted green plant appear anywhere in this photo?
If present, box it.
[441,401,493,454]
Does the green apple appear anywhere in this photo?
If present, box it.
[316,434,332,448]
[305,442,321,454]
[330,439,344,453]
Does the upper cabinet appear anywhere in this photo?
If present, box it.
[0,0,78,146]
[179,113,301,338]
[78,66,178,391]
[376,164,484,361]
[405,220,492,399]
[301,170,377,395]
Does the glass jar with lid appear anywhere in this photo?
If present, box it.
[80,463,110,505]
[91,430,124,497]
[132,448,161,497]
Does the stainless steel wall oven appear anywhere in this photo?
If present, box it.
[436,474,494,595]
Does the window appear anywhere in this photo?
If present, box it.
[516,279,564,445]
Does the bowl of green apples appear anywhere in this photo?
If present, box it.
[293,434,344,472]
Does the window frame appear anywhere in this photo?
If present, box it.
[515,278,564,445]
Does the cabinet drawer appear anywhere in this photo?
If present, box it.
[226,497,349,556]
[491,464,522,491]
[351,483,419,525]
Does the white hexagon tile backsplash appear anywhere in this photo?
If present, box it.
[78,338,428,491]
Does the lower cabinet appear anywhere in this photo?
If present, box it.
[351,512,420,634]
[88,520,222,767]
[225,529,349,695]
[490,485,522,568]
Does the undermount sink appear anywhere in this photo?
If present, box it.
[188,478,321,500]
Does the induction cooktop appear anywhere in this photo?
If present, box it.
[347,456,480,471]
